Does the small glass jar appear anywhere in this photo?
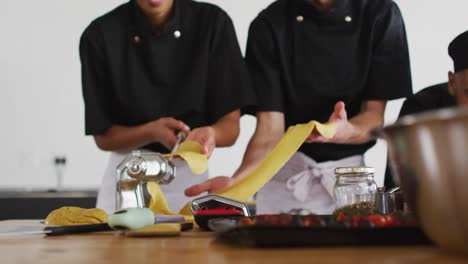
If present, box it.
[333,167,378,209]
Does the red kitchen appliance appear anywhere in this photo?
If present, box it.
[191,195,251,230]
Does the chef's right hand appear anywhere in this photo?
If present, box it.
[146,117,190,150]
[184,176,235,197]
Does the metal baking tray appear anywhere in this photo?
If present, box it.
[218,226,431,247]
[216,217,432,247]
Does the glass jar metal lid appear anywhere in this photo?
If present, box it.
[334,167,375,175]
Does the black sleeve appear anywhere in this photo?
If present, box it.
[383,96,415,189]
[363,2,413,100]
[79,24,113,135]
[398,97,426,117]
[206,12,256,123]
[245,16,284,113]
[383,92,423,189]
[398,83,454,117]
[384,159,398,189]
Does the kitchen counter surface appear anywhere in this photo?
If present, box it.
[1,221,466,264]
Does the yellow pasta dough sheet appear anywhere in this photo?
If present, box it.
[149,121,336,216]
[124,223,181,237]
[163,140,208,175]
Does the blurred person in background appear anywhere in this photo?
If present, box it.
[385,30,468,188]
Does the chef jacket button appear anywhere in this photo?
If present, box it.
[345,16,352,22]
[133,35,141,44]
[296,15,304,23]
[174,30,181,39]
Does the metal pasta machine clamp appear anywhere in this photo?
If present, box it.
[116,133,185,211]
[116,151,176,211]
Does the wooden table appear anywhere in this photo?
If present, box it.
[1,221,467,264]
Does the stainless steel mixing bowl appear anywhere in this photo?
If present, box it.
[376,107,468,254]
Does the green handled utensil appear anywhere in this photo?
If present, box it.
[0,208,186,237]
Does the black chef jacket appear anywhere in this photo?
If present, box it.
[384,82,455,188]
[80,0,255,153]
[397,83,455,116]
[246,0,412,162]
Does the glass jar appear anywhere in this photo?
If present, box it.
[333,167,378,209]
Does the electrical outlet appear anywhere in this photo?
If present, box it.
[53,154,67,189]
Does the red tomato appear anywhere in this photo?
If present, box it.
[238,217,255,226]
[301,216,322,227]
[351,215,362,227]
[383,215,401,226]
[366,215,387,227]
[336,212,345,222]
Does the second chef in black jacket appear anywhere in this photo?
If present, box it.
[186,0,412,214]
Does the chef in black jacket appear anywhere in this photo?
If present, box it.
[448,30,468,106]
[80,0,254,213]
[385,30,468,188]
[397,83,455,116]
[186,0,412,214]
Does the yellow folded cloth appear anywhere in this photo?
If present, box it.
[149,121,336,216]
[46,207,107,226]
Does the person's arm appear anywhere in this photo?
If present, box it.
[185,16,285,196]
[312,2,411,146]
[186,110,241,158]
[307,100,386,144]
[212,110,241,146]
[185,13,254,158]
[232,112,285,180]
[185,111,284,196]
[94,118,190,152]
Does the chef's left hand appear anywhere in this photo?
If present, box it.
[306,101,355,144]
[185,176,235,196]
[187,126,216,158]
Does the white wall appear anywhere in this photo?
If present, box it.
[0,0,467,190]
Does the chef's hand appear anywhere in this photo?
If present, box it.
[146,117,190,150]
[306,101,355,144]
[186,126,216,158]
[184,176,235,197]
